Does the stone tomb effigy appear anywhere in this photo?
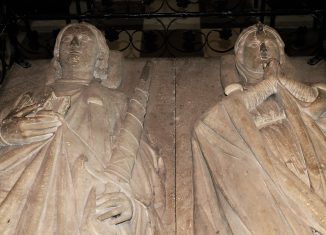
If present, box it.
[0,22,326,235]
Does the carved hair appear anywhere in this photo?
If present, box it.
[235,23,285,84]
[52,22,110,81]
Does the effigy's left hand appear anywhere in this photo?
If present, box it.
[96,192,133,225]
[263,59,281,80]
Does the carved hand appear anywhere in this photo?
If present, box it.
[264,59,319,104]
[243,59,282,111]
[0,106,62,145]
[96,192,133,225]
[263,59,283,86]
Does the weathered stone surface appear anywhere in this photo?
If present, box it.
[1,29,325,234]
[192,23,326,235]
[0,23,165,235]
[175,58,223,235]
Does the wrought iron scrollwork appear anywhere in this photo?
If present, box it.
[0,0,325,81]
[101,16,238,57]
[0,4,12,84]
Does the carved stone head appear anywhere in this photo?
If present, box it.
[52,22,110,81]
[234,23,285,84]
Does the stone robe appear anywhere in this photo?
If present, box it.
[0,80,165,235]
[192,85,326,234]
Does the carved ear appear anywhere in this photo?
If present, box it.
[101,50,123,89]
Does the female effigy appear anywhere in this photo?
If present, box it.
[192,23,326,234]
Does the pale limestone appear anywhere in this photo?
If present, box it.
[192,23,326,234]
[0,23,165,235]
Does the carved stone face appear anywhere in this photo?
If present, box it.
[59,25,98,73]
[242,32,280,75]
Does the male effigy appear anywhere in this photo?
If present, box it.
[192,23,326,234]
[0,23,165,234]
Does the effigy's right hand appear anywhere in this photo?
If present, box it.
[0,110,62,145]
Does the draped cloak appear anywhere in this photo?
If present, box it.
[0,81,165,235]
[192,86,326,235]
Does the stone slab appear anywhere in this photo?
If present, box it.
[0,55,325,234]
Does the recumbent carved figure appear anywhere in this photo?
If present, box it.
[192,23,326,234]
[0,22,165,235]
